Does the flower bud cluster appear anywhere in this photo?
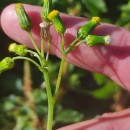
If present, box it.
[77,17,111,46]
[41,0,66,38]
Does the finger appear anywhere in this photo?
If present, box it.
[1,4,130,90]
[58,108,130,130]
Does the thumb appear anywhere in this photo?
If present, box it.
[58,108,130,130]
[1,4,130,90]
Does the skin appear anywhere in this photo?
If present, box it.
[1,4,130,130]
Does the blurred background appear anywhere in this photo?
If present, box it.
[0,0,130,130]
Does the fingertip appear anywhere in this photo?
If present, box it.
[1,4,16,33]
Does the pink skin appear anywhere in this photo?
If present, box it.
[1,4,130,130]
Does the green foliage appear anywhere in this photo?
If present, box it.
[17,0,43,6]
[0,88,84,129]
[0,0,43,11]
[88,73,120,100]
[82,0,107,15]
[116,0,130,27]
[55,108,83,123]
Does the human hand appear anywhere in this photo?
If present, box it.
[1,4,130,130]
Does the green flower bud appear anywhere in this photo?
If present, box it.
[15,3,32,31]
[0,57,14,74]
[77,17,101,39]
[8,43,17,52]
[85,35,111,46]
[48,10,66,34]
[8,43,28,56]
[41,0,53,22]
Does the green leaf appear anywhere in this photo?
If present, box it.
[69,73,80,88]
[93,73,107,85]
[3,101,15,111]
[86,73,120,99]
[82,0,107,15]
[88,81,120,100]
[55,109,83,123]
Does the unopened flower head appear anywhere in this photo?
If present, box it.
[48,10,59,20]
[8,43,27,56]
[15,3,32,31]
[48,10,66,34]
[92,17,101,25]
[85,35,111,46]
[0,57,14,74]
[77,17,101,39]
[41,0,53,21]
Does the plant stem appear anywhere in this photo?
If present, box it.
[26,49,38,56]
[46,38,51,61]
[43,70,54,130]
[26,50,42,63]
[47,101,54,130]
[75,40,85,47]
[61,34,65,54]
[43,34,66,129]
[28,32,41,55]
[12,56,41,70]
[53,54,65,102]
[53,35,66,101]
[41,36,45,58]
[65,37,80,55]
[43,70,53,104]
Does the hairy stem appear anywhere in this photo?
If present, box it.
[12,56,41,70]
[53,54,65,102]
[28,32,41,55]
[46,38,51,61]
[43,70,54,130]
[41,36,45,58]
[65,37,80,55]
[53,35,66,102]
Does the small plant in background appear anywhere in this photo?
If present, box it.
[0,0,111,130]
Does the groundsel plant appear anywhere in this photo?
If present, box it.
[0,1,111,130]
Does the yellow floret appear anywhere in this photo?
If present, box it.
[48,10,59,20]
[44,0,49,2]
[92,17,101,24]
[15,3,23,10]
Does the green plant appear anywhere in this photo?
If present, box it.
[0,1,111,130]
